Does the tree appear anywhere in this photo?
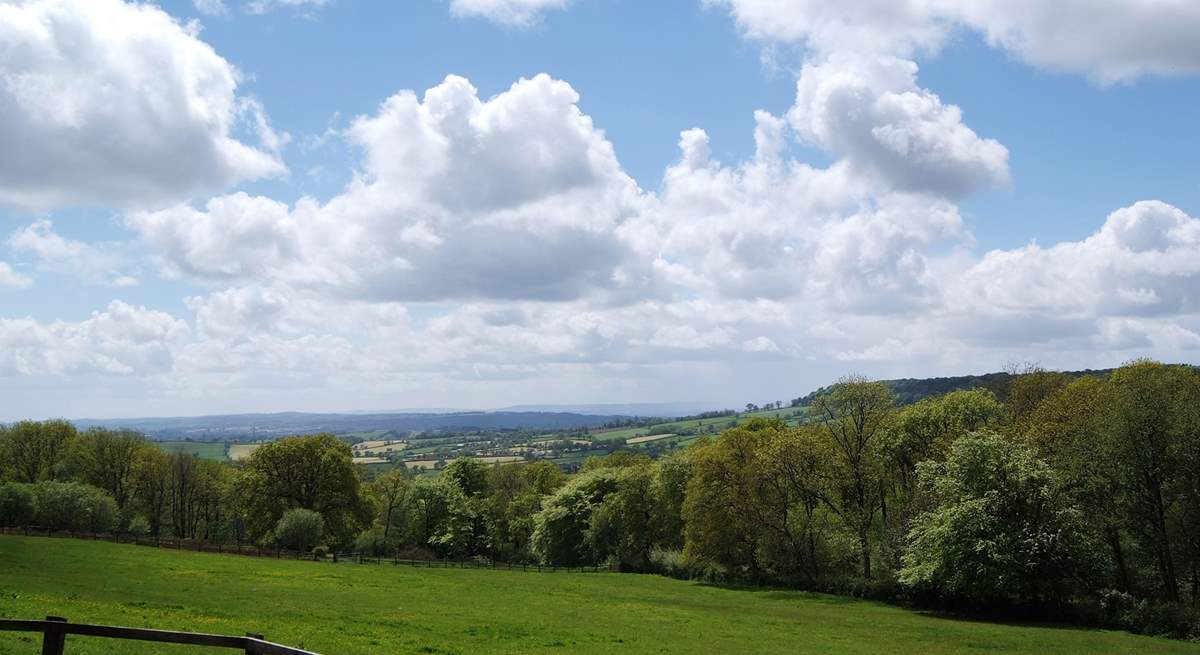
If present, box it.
[1106,361,1199,602]
[31,481,118,533]
[1024,375,1132,592]
[1,420,77,483]
[877,389,1006,568]
[366,469,409,546]
[587,464,659,569]
[809,377,895,579]
[683,419,829,582]
[70,428,148,511]
[532,468,620,566]
[273,508,324,552]
[0,483,35,527]
[485,461,564,562]
[132,448,170,538]
[443,458,490,497]
[900,432,1094,605]
[238,434,370,547]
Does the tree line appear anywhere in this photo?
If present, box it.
[1,360,1197,638]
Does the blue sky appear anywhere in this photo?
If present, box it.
[1,0,1199,418]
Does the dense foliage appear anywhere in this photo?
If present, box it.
[2,360,1198,639]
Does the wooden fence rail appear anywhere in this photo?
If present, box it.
[0,616,319,655]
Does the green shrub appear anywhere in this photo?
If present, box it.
[273,508,324,552]
[31,481,117,532]
[127,514,151,537]
[0,483,35,527]
[354,526,389,555]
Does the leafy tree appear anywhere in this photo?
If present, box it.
[365,469,409,546]
[1105,361,1199,602]
[69,428,149,511]
[273,508,324,552]
[0,482,35,527]
[1,420,78,483]
[877,389,1006,568]
[651,451,692,550]
[684,419,830,582]
[238,434,370,547]
[485,461,564,562]
[31,481,118,533]
[532,468,620,566]
[131,447,170,538]
[587,464,659,569]
[900,432,1095,605]
[442,458,490,497]
[809,377,895,579]
[1024,375,1133,592]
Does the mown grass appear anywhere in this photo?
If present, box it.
[0,536,1196,655]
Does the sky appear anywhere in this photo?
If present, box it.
[1,0,1199,419]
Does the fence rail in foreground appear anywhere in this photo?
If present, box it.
[0,616,319,655]
[0,526,613,573]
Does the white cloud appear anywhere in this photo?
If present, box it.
[789,55,1009,199]
[245,0,331,16]
[954,201,1200,319]
[449,0,570,26]
[129,74,645,302]
[950,0,1200,84]
[710,0,1200,83]
[706,0,952,58]
[0,262,32,288]
[0,0,285,211]
[7,219,139,287]
[0,301,188,376]
[193,0,229,16]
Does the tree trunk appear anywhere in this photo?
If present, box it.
[859,527,872,580]
[1106,526,1132,593]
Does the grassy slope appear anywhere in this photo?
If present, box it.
[592,408,805,443]
[1,537,1196,655]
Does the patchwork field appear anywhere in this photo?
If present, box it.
[1,536,1196,655]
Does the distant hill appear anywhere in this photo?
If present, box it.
[73,410,636,441]
[791,368,1122,407]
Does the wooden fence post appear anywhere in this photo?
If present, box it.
[244,632,264,654]
[41,616,67,655]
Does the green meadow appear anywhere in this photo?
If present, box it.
[1,536,1196,655]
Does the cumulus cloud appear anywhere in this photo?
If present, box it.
[129,74,645,302]
[449,0,571,26]
[0,262,32,288]
[789,55,1008,198]
[955,201,1200,318]
[707,0,952,57]
[710,0,1200,83]
[0,301,188,376]
[0,0,285,211]
[7,219,139,287]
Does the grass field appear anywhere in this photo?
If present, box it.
[590,407,806,443]
[154,441,228,460]
[1,536,1196,655]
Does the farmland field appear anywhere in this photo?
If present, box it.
[154,441,227,460]
[0,536,1195,655]
[226,443,261,461]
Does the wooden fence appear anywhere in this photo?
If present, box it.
[0,616,319,655]
[0,526,612,573]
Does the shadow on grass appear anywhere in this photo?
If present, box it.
[692,581,1129,635]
